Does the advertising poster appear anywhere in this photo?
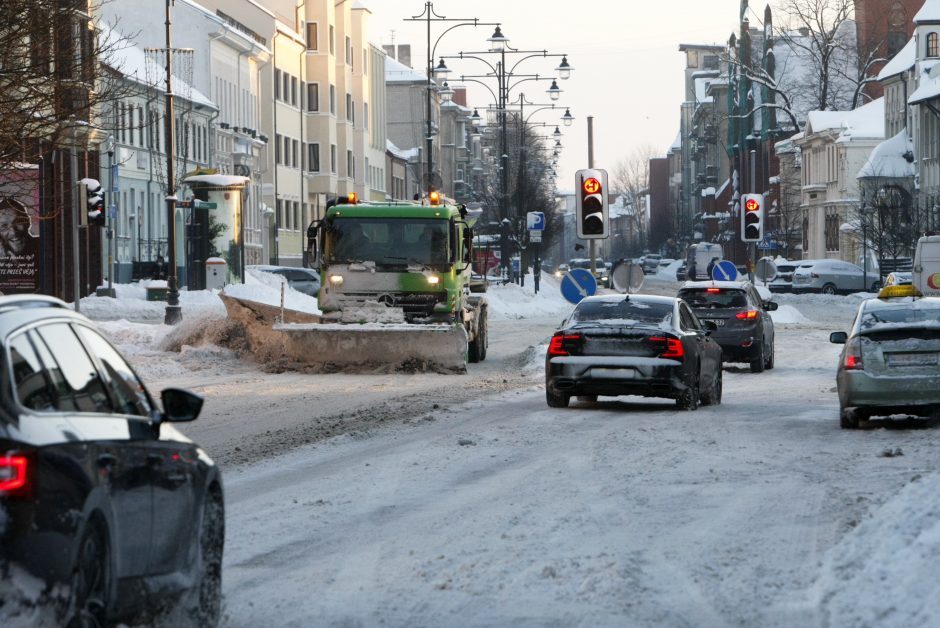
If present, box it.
[0,166,40,294]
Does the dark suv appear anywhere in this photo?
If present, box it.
[0,296,223,626]
[678,281,777,372]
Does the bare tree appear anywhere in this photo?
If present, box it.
[0,0,132,170]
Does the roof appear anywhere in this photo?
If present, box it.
[385,56,428,83]
[908,62,940,104]
[857,130,916,179]
[680,280,753,290]
[804,98,884,140]
[878,37,915,81]
[386,139,420,161]
[327,203,462,220]
[578,294,677,305]
[184,174,250,187]
[915,0,940,23]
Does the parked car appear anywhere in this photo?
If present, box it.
[0,295,224,626]
[678,280,777,372]
[830,290,940,428]
[791,259,881,294]
[544,294,723,410]
[641,254,663,273]
[249,265,321,297]
[767,261,800,293]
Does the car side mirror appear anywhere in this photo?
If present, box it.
[764,301,778,311]
[161,388,204,422]
[829,331,848,344]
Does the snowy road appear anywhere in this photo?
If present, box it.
[102,278,940,626]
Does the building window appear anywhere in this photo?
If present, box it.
[307,83,319,112]
[306,22,318,51]
[346,94,353,122]
[330,144,337,173]
[283,136,291,166]
[291,76,298,106]
[825,213,841,251]
[347,150,354,178]
[329,25,335,55]
[364,103,368,130]
[275,69,281,100]
[346,36,352,66]
[292,139,298,169]
[330,84,336,114]
[309,143,320,172]
[275,133,282,164]
[928,32,939,58]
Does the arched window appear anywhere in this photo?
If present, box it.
[927,32,939,58]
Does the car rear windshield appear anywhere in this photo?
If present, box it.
[678,288,748,309]
[860,305,940,331]
[570,299,673,325]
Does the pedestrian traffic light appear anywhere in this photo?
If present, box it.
[81,178,106,227]
[741,193,764,242]
[576,168,609,239]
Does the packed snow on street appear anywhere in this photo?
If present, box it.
[6,269,940,627]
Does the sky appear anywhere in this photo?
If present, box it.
[366,0,743,191]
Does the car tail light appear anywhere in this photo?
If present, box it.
[0,454,32,499]
[547,332,583,357]
[735,310,759,320]
[843,338,863,370]
[706,288,720,293]
[649,336,685,360]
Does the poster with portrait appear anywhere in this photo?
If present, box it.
[0,166,40,294]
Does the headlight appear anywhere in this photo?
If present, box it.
[329,274,344,285]
[427,275,441,285]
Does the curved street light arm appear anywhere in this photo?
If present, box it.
[430,21,501,61]
[506,74,553,95]
[442,52,498,75]
[508,51,568,76]
[455,76,498,103]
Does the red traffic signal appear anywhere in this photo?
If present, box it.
[740,193,764,243]
[744,197,760,212]
[582,177,601,195]
[576,169,609,239]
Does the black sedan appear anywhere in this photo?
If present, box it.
[0,295,223,626]
[545,294,723,410]
[678,280,777,373]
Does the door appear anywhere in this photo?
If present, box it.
[73,324,196,575]
[33,323,155,578]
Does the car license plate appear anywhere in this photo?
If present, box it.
[590,368,636,379]
[702,318,725,326]
[886,352,939,366]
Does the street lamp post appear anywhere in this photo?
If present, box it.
[405,3,498,197]
[163,0,181,325]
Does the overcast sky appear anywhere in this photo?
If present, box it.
[366,0,743,190]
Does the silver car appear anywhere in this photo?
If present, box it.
[830,295,940,428]
[249,265,321,297]
[791,259,880,294]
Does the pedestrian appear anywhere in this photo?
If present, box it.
[687,259,697,280]
[707,256,719,279]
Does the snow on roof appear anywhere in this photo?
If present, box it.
[878,37,915,81]
[184,174,250,187]
[669,131,681,152]
[908,62,940,104]
[915,0,940,23]
[100,24,215,109]
[385,56,427,83]
[805,98,884,141]
[386,139,420,160]
[856,129,915,179]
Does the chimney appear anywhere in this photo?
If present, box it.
[397,44,412,68]
[383,45,396,60]
[453,87,467,107]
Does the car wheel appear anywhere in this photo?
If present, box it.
[750,343,765,373]
[546,388,570,408]
[701,366,722,406]
[172,492,224,626]
[65,521,110,628]
[676,383,699,411]
[764,340,775,370]
[840,406,861,429]
[577,395,598,403]
[821,283,837,295]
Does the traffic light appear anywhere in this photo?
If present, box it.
[576,168,609,239]
[81,178,106,227]
[741,193,764,242]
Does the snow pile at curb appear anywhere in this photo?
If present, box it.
[646,258,682,282]
[0,563,60,627]
[486,276,572,321]
[812,473,940,627]
[770,304,812,325]
[77,285,224,321]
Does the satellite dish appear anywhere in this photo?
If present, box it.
[755,258,778,282]
[612,262,645,294]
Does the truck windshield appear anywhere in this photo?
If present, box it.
[325,218,450,265]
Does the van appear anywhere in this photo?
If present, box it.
[686,242,723,280]
[912,235,940,297]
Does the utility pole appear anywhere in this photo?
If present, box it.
[70,135,81,312]
[163,0,181,325]
[749,148,757,282]
[107,136,115,296]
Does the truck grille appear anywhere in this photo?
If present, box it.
[343,291,447,319]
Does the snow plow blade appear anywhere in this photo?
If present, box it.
[274,322,469,373]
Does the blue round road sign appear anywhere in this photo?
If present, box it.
[560,268,597,304]
[712,259,738,281]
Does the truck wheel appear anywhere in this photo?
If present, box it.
[477,310,488,361]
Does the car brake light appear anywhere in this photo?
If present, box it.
[844,354,862,369]
[649,336,684,359]
[735,310,759,320]
[0,454,31,498]
[706,288,720,293]
[547,332,583,357]
[843,338,863,370]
